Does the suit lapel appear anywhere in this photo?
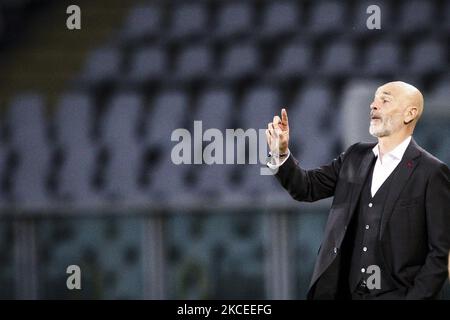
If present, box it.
[347,149,376,224]
[379,138,422,238]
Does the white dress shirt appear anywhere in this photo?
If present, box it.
[370,135,411,197]
[267,136,412,198]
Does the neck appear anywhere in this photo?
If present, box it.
[377,132,411,159]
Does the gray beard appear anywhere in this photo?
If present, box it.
[369,118,394,137]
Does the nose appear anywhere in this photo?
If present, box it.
[370,101,378,111]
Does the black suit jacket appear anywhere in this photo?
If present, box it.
[275,138,450,299]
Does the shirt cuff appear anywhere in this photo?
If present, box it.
[267,150,291,170]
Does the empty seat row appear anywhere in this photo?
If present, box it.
[80,37,447,86]
[119,0,448,43]
[0,84,341,208]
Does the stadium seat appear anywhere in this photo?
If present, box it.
[261,1,300,38]
[57,144,102,207]
[408,39,445,75]
[169,2,208,40]
[444,1,450,32]
[145,90,188,150]
[0,144,8,207]
[215,2,254,39]
[55,93,94,147]
[241,86,280,132]
[54,93,102,206]
[220,42,260,81]
[120,4,161,43]
[194,164,234,202]
[398,0,434,35]
[236,86,280,178]
[148,156,191,205]
[320,40,356,76]
[271,40,312,79]
[363,40,401,76]
[7,94,51,207]
[100,93,146,201]
[194,88,234,130]
[427,77,450,114]
[126,46,167,84]
[175,44,213,82]
[190,88,235,200]
[289,83,338,169]
[79,47,121,86]
[308,0,346,36]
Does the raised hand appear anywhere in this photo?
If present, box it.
[266,108,289,155]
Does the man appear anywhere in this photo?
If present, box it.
[266,81,450,299]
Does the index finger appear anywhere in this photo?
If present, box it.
[281,108,289,126]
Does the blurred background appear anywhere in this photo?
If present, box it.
[0,0,448,299]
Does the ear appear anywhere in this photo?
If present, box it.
[403,106,418,124]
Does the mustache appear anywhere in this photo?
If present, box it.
[370,112,382,120]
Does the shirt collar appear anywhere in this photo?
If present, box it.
[372,136,412,161]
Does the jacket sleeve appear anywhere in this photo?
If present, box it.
[274,143,357,202]
[406,162,450,299]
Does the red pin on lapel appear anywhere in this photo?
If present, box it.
[407,161,413,169]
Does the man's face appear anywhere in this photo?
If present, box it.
[369,85,406,138]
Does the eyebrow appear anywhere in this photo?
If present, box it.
[375,90,393,99]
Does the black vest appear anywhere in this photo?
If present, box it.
[311,154,404,300]
[347,154,400,295]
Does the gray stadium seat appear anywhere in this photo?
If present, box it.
[427,77,450,114]
[55,93,93,147]
[101,93,146,201]
[340,79,379,148]
[148,155,191,204]
[194,164,234,202]
[261,1,300,37]
[409,40,445,75]
[145,90,188,150]
[120,4,161,42]
[237,86,279,170]
[308,0,346,35]
[80,47,121,85]
[398,0,434,34]
[54,93,102,206]
[364,40,401,76]
[169,3,207,40]
[127,46,167,83]
[7,94,51,207]
[101,93,142,146]
[289,84,338,169]
[195,88,233,130]
[320,40,356,76]
[0,144,8,207]
[241,86,280,132]
[444,1,450,32]
[57,145,102,206]
[7,93,47,150]
[220,42,260,80]
[215,2,254,39]
[190,89,234,201]
[232,164,282,205]
[272,40,312,78]
[175,44,212,81]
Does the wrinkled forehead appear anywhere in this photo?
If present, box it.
[375,84,400,99]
